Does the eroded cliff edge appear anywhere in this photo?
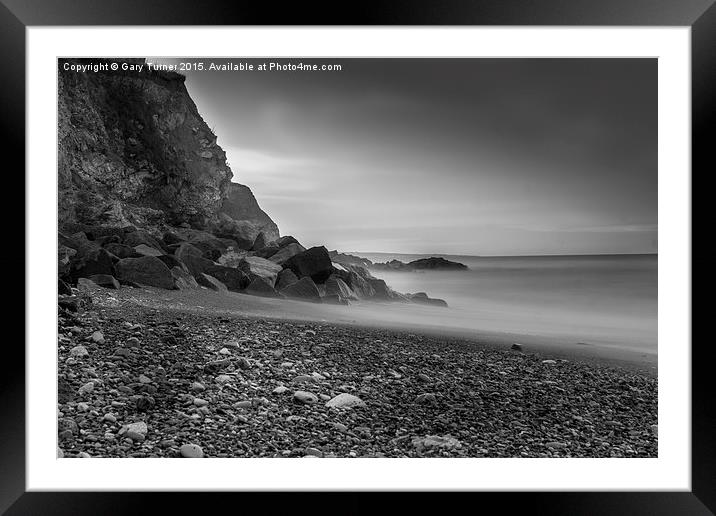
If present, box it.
[58,58,277,243]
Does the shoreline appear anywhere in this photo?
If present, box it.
[57,284,658,458]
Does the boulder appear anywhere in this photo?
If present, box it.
[155,254,186,272]
[367,278,407,301]
[252,245,280,259]
[245,277,283,298]
[70,248,115,281]
[276,235,301,248]
[175,243,215,277]
[171,267,200,290]
[103,242,141,259]
[251,232,272,251]
[409,293,448,307]
[238,256,283,286]
[115,256,176,289]
[58,244,77,276]
[275,268,299,290]
[280,276,321,302]
[196,273,228,292]
[133,244,163,257]
[325,393,365,408]
[87,274,120,289]
[162,231,185,246]
[58,278,72,295]
[324,275,357,300]
[322,294,350,305]
[216,249,248,268]
[123,230,167,253]
[283,246,333,284]
[346,271,376,299]
[203,264,250,292]
[268,242,306,265]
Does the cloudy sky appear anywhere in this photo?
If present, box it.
[152,58,656,256]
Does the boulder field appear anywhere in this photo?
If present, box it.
[58,227,448,308]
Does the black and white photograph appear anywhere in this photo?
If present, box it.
[56,57,658,459]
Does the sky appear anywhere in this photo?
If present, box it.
[151,58,657,256]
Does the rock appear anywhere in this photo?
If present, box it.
[196,273,228,292]
[415,393,437,405]
[252,244,280,259]
[70,248,115,281]
[366,278,408,302]
[57,446,64,458]
[325,393,366,408]
[180,443,204,458]
[276,235,301,248]
[136,396,155,411]
[103,243,141,259]
[202,264,250,292]
[78,381,95,395]
[126,337,140,348]
[120,421,148,438]
[412,435,462,451]
[545,442,567,449]
[542,360,557,365]
[345,271,376,299]
[245,277,283,298]
[138,374,152,384]
[272,385,289,394]
[175,242,215,277]
[215,374,232,385]
[133,244,163,257]
[58,418,79,436]
[511,343,524,352]
[191,382,206,392]
[293,391,318,404]
[417,373,431,382]
[650,424,658,437]
[305,447,324,458]
[171,266,201,290]
[275,268,299,290]
[323,295,350,305]
[204,359,230,373]
[283,246,334,284]
[86,274,121,289]
[292,375,316,384]
[58,244,77,276]
[162,231,185,246]
[251,232,272,251]
[409,293,448,307]
[280,276,321,302]
[103,413,117,423]
[268,243,306,265]
[58,278,73,295]
[238,256,283,286]
[69,345,89,357]
[123,231,166,253]
[237,357,251,369]
[115,256,176,289]
[193,398,209,407]
[218,183,280,246]
[324,275,357,300]
[233,400,252,409]
[155,254,186,271]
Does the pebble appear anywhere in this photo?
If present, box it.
[233,400,252,409]
[326,393,366,409]
[542,360,557,365]
[412,435,462,451]
[545,441,567,449]
[103,413,117,423]
[126,337,140,348]
[415,393,437,405]
[215,375,232,384]
[77,402,89,412]
[417,373,431,382]
[138,374,152,384]
[293,391,318,404]
[511,343,523,352]
[90,331,105,343]
[305,447,324,458]
[70,345,89,357]
[219,348,231,355]
[191,382,206,392]
[272,385,289,394]
[292,375,315,384]
[121,421,148,437]
[194,398,209,407]
[180,443,204,458]
[78,382,95,395]
[237,357,251,370]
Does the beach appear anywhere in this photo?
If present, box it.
[57,284,658,458]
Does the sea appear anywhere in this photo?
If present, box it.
[350,253,658,356]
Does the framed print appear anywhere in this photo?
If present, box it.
[3,0,711,513]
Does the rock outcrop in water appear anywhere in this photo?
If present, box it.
[57,58,447,308]
[372,257,468,272]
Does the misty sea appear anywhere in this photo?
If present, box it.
[352,253,657,355]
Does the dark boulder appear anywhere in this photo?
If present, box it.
[171,267,200,290]
[196,273,228,292]
[409,292,448,307]
[203,265,250,292]
[276,235,301,248]
[123,230,167,253]
[162,231,185,246]
[58,278,72,295]
[115,256,176,289]
[275,268,299,290]
[346,271,376,299]
[87,274,121,289]
[324,275,357,300]
[245,277,284,298]
[283,246,333,284]
[251,232,272,251]
[175,243,215,277]
[269,243,306,265]
[367,278,409,302]
[252,245,280,259]
[103,243,141,259]
[58,244,77,277]
[133,244,163,257]
[70,247,115,281]
[280,276,321,302]
[155,254,186,272]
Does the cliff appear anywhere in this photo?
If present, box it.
[58,58,277,242]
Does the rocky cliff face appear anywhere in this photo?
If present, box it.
[58,58,277,242]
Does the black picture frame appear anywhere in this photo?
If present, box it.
[2,1,710,514]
